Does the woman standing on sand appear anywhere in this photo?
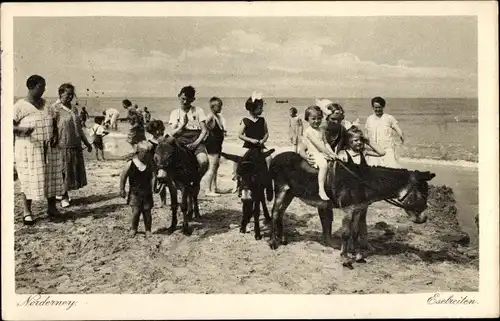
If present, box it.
[364,96,404,168]
[52,83,93,208]
[14,75,64,225]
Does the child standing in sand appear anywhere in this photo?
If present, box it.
[288,107,303,153]
[91,116,109,161]
[232,92,272,199]
[337,126,386,164]
[303,106,338,201]
[204,97,226,196]
[364,96,404,168]
[120,140,155,239]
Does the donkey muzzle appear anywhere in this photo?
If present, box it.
[157,169,167,178]
[241,189,252,200]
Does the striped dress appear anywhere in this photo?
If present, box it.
[14,99,64,200]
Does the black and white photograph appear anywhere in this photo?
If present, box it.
[1,1,498,319]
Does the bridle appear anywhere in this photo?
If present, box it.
[334,160,415,209]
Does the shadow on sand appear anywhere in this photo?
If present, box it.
[69,192,121,206]
[45,203,128,222]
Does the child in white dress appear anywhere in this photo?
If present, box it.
[303,106,338,201]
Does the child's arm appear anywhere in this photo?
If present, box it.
[259,119,269,145]
[305,130,337,159]
[189,120,208,149]
[119,161,131,198]
[238,119,259,145]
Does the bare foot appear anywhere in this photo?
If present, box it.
[145,231,152,239]
[128,229,137,238]
[319,191,330,201]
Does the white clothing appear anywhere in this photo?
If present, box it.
[364,113,401,168]
[104,108,120,127]
[91,123,105,136]
[303,126,328,169]
[168,106,207,130]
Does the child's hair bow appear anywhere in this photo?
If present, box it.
[251,91,263,102]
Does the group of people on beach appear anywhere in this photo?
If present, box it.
[14,74,404,237]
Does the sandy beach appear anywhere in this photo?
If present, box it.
[14,151,478,294]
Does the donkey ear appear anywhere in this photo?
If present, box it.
[221,152,242,163]
[415,171,436,182]
[263,148,276,158]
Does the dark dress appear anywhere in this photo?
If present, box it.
[127,159,154,210]
[242,117,266,149]
[205,116,225,155]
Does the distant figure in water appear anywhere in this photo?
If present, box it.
[288,107,303,153]
[204,96,226,196]
[364,96,404,168]
[80,107,89,128]
[143,106,152,124]
[103,108,120,130]
[91,116,109,161]
[120,140,155,239]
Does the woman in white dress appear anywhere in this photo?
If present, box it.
[14,75,64,225]
[364,96,405,168]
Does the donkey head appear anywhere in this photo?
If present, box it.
[401,170,436,224]
[222,147,275,200]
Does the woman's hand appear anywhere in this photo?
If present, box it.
[250,138,260,145]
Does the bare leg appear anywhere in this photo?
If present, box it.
[129,206,141,237]
[143,209,152,238]
[317,164,329,201]
[101,149,105,161]
[232,162,239,193]
[205,154,221,196]
[95,146,100,160]
[21,193,34,224]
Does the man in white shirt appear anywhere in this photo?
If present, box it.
[167,85,209,177]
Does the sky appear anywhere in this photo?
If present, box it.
[13,16,477,98]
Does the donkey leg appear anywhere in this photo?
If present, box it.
[339,208,355,269]
[356,205,371,262]
[269,188,294,250]
[254,201,262,240]
[192,181,201,219]
[318,207,337,248]
[241,200,252,234]
[261,196,271,223]
[180,188,192,236]
[167,183,178,234]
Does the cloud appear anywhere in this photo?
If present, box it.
[17,29,476,97]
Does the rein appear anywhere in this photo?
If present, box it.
[333,160,411,209]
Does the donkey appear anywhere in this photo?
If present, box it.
[221,146,275,240]
[269,150,435,268]
[154,135,201,235]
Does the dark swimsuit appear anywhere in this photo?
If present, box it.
[242,117,266,149]
[205,117,224,155]
[127,160,154,210]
